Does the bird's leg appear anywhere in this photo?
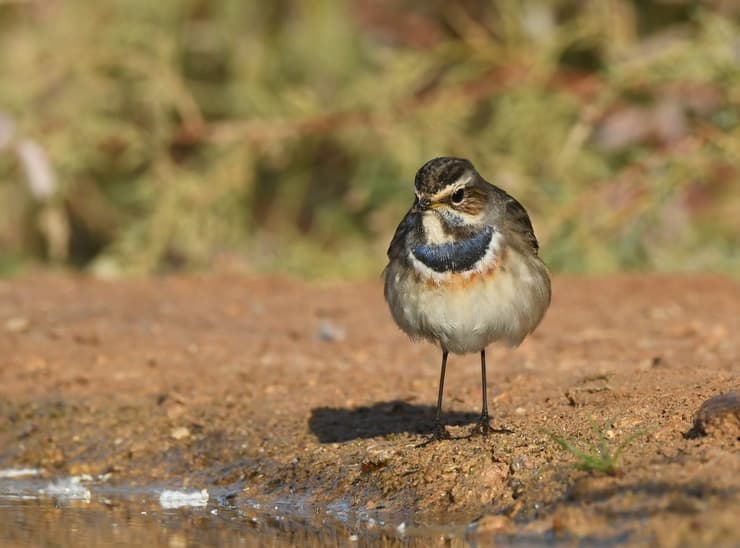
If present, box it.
[474,349,492,436]
[432,350,451,440]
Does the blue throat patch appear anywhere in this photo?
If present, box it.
[412,226,494,273]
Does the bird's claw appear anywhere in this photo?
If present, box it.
[416,423,451,447]
[433,424,452,441]
[472,414,492,437]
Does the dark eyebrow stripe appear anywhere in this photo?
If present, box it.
[412,226,494,273]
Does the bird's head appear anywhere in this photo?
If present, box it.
[411,157,491,227]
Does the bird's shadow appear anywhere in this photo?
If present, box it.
[308,400,480,443]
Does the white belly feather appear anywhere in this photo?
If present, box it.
[384,238,550,354]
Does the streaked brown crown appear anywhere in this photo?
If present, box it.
[414,157,474,195]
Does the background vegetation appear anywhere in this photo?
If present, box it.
[0,0,738,278]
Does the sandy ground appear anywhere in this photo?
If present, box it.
[0,274,738,546]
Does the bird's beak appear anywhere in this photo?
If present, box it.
[411,199,431,214]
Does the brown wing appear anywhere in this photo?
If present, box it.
[503,195,540,254]
[386,207,420,262]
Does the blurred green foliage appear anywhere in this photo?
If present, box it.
[0,0,738,278]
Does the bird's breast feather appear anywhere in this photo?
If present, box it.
[411,226,494,274]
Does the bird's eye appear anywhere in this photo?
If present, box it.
[451,188,465,204]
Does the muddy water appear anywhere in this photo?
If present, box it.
[0,474,479,547]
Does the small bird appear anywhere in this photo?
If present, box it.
[384,157,551,440]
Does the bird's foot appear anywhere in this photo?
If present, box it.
[472,413,492,437]
[433,423,452,441]
[416,423,451,447]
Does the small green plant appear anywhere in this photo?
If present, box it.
[545,419,646,476]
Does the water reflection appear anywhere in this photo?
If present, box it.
[0,477,468,547]
[1,498,297,547]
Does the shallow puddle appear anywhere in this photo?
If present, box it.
[0,472,477,547]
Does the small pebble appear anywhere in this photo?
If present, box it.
[317,321,346,342]
[170,427,191,440]
[5,317,30,333]
[686,391,740,438]
[509,457,526,473]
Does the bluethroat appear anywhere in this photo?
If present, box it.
[384,157,551,440]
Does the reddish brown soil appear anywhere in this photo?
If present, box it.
[1,274,738,545]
